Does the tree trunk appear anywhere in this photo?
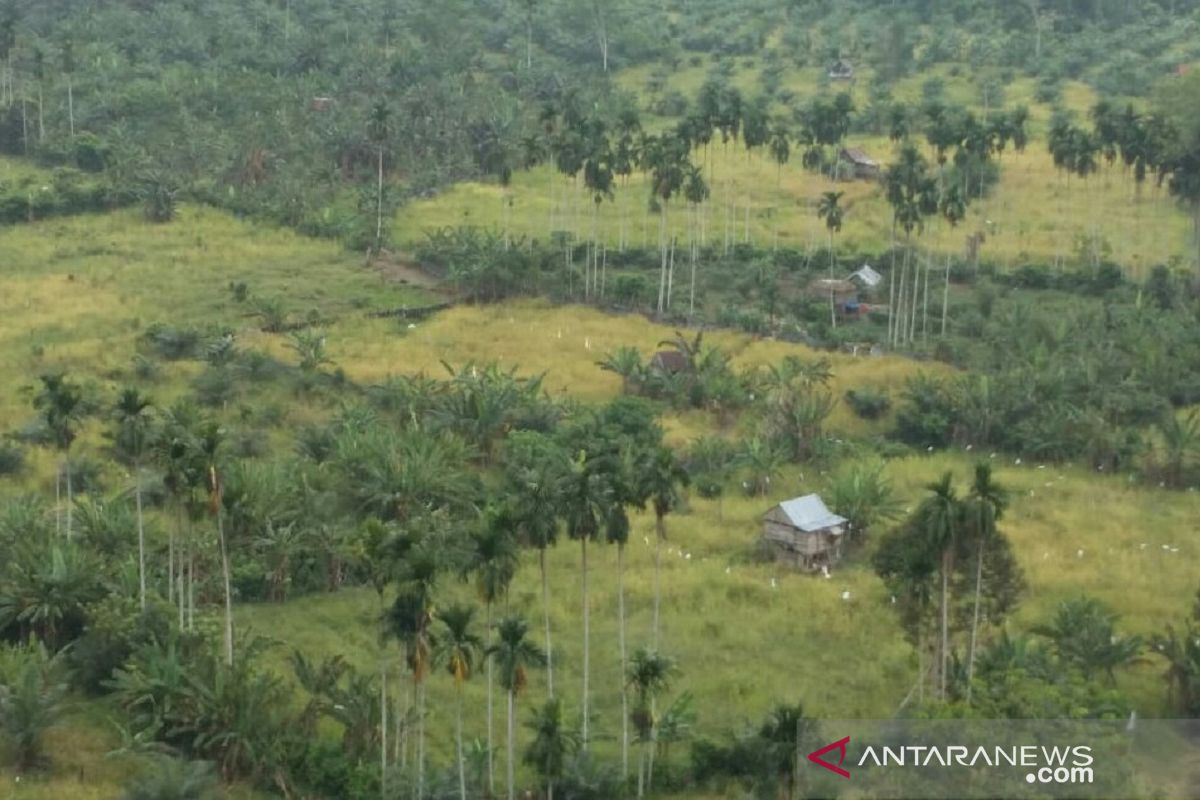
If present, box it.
[66,458,73,541]
[218,509,234,666]
[540,548,554,698]
[67,75,75,138]
[506,689,516,800]
[581,536,591,749]
[375,147,385,254]
[618,543,630,780]
[457,688,467,800]
[829,230,837,328]
[417,679,426,799]
[941,257,951,336]
[55,466,61,536]
[133,474,147,610]
[940,550,950,701]
[487,601,496,795]
[381,631,389,798]
[653,512,664,647]
[966,537,985,704]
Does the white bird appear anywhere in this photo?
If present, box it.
[725,566,731,575]
[1042,552,1050,560]
[1015,458,1022,465]
[821,565,831,579]
[926,446,934,452]
[965,444,973,451]
[1037,465,1046,470]
[990,453,997,459]
[1139,543,1148,550]
[890,595,896,604]
[685,553,692,560]
[1170,547,1180,554]
[408,323,416,329]
[584,337,591,350]
[642,536,649,545]
[1077,549,1085,558]
[841,590,851,601]
[1162,544,1171,551]
[770,578,778,589]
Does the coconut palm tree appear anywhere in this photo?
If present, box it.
[110,388,154,610]
[817,191,845,328]
[626,648,675,798]
[487,615,546,800]
[963,463,1007,703]
[465,510,519,793]
[436,604,483,800]
[32,373,84,540]
[524,697,579,800]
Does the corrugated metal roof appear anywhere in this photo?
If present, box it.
[842,148,878,166]
[775,494,847,532]
[851,264,882,287]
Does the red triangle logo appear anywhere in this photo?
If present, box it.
[807,735,851,779]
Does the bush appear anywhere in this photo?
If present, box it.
[0,440,25,476]
[845,388,891,420]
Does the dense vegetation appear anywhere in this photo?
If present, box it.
[2,1,1200,799]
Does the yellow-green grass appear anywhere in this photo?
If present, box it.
[238,449,1199,788]
[399,51,1193,274]
[0,204,428,491]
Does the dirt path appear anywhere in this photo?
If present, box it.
[368,250,445,291]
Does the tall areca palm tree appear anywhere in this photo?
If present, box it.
[466,511,519,794]
[32,373,84,540]
[964,463,1007,703]
[487,615,546,800]
[196,422,233,666]
[561,451,608,749]
[643,446,688,647]
[110,388,154,610]
[366,100,392,255]
[626,648,675,799]
[817,191,845,328]
[605,500,633,778]
[436,604,483,800]
[918,473,962,700]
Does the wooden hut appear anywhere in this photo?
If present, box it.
[761,494,848,570]
[650,350,689,374]
[839,148,880,180]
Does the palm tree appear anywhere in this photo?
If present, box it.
[487,615,546,800]
[196,422,233,667]
[110,388,154,610]
[1156,409,1200,489]
[366,100,392,255]
[626,648,675,798]
[605,500,633,779]
[32,373,84,540]
[561,451,608,749]
[817,191,845,328]
[0,646,70,773]
[597,346,644,394]
[436,604,483,800]
[643,446,688,647]
[963,463,1007,703]
[918,472,962,700]
[524,697,579,800]
[1034,597,1143,684]
[503,431,569,698]
[390,539,441,799]
[466,511,519,793]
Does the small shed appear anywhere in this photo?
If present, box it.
[761,494,849,570]
[849,264,883,289]
[808,278,858,307]
[840,148,880,180]
[650,350,689,374]
[827,59,854,81]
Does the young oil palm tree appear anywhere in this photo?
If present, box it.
[487,615,546,800]
[436,604,483,800]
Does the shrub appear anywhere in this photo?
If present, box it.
[0,440,25,476]
[845,388,891,420]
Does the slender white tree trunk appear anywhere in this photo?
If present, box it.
[136,473,146,610]
[506,690,516,800]
[218,510,233,666]
[381,640,389,798]
[541,549,554,698]
[581,537,591,748]
[966,538,985,704]
[67,76,74,137]
[66,459,73,540]
[940,557,949,700]
[457,688,467,800]
[375,147,384,253]
[618,543,630,779]
[653,515,664,647]
[487,602,495,795]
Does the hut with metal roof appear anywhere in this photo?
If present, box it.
[761,494,848,570]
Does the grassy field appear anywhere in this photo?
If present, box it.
[394,61,1196,275]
